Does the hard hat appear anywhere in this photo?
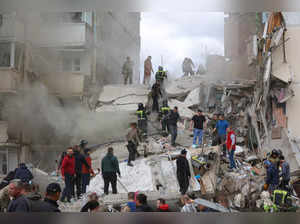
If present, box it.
[138,103,144,108]
[158,66,163,71]
[271,149,279,156]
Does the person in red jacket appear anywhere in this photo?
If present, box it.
[82,148,94,194]
[226,125,237,170]
[60,147,75,202]
[156,198,170,212]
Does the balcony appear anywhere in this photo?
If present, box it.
[34,23,92,48]
[0,13,24,42]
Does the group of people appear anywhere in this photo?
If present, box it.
[58,140,94,203]
[263,149,290,193]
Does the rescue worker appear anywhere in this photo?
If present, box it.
[126,123,141,166]
[265,159,280,193]
[269,149,280,167]
[159,100,171,136]
[143,56,154,86]
[182,57,195,77]
[101,147,121,195]
[279,155,290,190]
[151,81,162,112]
[122,56,134,85]
[155,66,167,86]
[60,147,75,203]
[136,103,148,138]
[168,106,181,147]
[135,193,153,212]
[176,149,191,195]
[226,125,237,171]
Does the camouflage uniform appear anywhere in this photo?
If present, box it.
[0,186,10,212]
[122,59,134,85]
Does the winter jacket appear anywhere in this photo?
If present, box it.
[82,155,94,175]
[157,204,170,212]
[73,151,90,174]
[61,155,75,177]
[176,156,191,178]
[0,170,16,190]
[26,193,60,212]
[280,161,290,181]
[7,195,30,212]
[39,198,60,212]
[14,164,33,183]
[136,204,153,212]
[101,152,120,175]
[266,163,280,186]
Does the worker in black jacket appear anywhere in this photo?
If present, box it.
[176,149,191,195]
[73,145,90,198]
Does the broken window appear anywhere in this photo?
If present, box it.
[0,43,11,67]
[62,57,81,72]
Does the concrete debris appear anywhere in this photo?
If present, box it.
[168,99,194,118]
[234,193,245,208]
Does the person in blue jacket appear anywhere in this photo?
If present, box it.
[266,162,279,193]
[14,163,33,183]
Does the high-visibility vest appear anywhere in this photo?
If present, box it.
[161,107,170,113]
[273,189,288,206]
[156,71,166,80]
[136,110,146,120]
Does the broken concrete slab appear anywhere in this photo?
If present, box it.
[165,76,205,98]
[168,99,195,118]
[0,121,8,143]
[98,84,149,104]
[184,87,200,107]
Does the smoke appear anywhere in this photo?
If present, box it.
[2,82,132,146]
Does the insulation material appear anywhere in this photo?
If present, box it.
[87,159,154,194]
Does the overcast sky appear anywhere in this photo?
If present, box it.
[140,12,224,80]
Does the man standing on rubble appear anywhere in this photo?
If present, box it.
[168,106,182,147]
[159,100,171,136]
[208,114,218,146]
[226,125,237,171]
[136,103,148,139]
[182,57,195,77]
[213,115,229,157]
[122,56,134,85]
[190,110,206,148]
[73,145,90,199]
[151,81,162,112]
[143,56,154,86]
[176,149,191,195]
[82,149,94,194]
[279,155,290,190]
[265,158,280,193]
[101,147,121,195]
[126,123,141,166]
[60,147,75,203]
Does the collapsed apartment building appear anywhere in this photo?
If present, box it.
[0,11,141,176]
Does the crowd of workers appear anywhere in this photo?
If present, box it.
[0,55,293,212]
[121,55,205,87]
